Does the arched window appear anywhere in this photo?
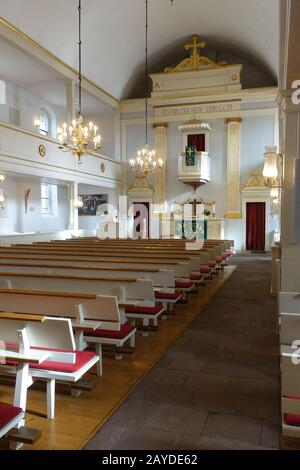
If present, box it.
[0,80,6,105]
[39,109,50,136]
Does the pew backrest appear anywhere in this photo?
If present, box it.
[0,290,121,329]
[0,272,155,302]
[0,263,175,288]
[0,316,75,351]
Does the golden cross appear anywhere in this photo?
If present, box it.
[189,199,199,217]
[184,35,206,69]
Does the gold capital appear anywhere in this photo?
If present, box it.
[153,122,169,129]
[226,117,242,124]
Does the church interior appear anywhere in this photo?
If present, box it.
[0,0,299,452]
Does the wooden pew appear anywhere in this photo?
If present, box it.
[40,237,232,259]
[0,272,165,331]
[0,254,192,278]
[28,239,227,268]
[278,293,300,436]
[0,321,42,447]
[0,405,24,443]
[0,261,175,289]
[0,246,213,280]
[0,314,99,420]
[0,261,192,307]
[0,288,136,371]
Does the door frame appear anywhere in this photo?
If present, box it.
[241,195,271,251]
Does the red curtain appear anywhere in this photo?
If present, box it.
[246,202,266,251]
[188,134,205,152]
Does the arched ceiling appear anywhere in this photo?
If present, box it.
[0,0,279,101]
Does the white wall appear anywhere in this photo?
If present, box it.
[0,177,69,235]
[240,115,275,185]
[0,80,66,138]
[0,179,19,234]
[87,113,116,159]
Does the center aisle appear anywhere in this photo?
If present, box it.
[86,253,279,450]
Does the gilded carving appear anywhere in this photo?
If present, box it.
[164,35,228,74]
[38,144,47,158]
[241,174,269,189]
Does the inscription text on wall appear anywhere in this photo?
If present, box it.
[155,103,236,118]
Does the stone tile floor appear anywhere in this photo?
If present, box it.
[85,253,279,450]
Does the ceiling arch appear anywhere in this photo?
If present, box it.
[0,0,279,100]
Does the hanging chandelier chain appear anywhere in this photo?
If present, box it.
[57,0,102,164]
[145,0,149,146]
[78,0,82,116]
[129,0,164,181]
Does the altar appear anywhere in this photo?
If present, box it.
[159,198,225,240]
[122,33,278,249]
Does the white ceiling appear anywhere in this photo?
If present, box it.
[0,0,279,100]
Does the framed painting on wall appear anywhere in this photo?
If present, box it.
[78,194,108,216]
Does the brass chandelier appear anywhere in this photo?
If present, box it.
[129,0,163,189]
[57,0,102,164]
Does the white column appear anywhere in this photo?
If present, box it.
[153,123,168,212]
[67,182,79,231]
[225,118,242,219]
[279,93,300,245]
[66,79,76,123]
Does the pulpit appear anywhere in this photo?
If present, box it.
[177,120,211,190]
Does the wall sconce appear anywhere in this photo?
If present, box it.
[271,187,279,205]
[34,117,41,129]
[0,189,4,205]
[74,197,83,209]
[0,172,5,182]
[263,146,278,179]
[263,146,285,191]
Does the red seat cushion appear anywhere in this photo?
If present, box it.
[155,291,182,301]
[5,346,97,374]
[125,303,163,315]
[0,405,22,430]
[175,281,194,289]
[30,350,97,374]
[190,274,204,281]
[200,267,212,274]
[209,263,217,268]
[85,323,135,339]
[283,396,300,426]
[284,413,300,426]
